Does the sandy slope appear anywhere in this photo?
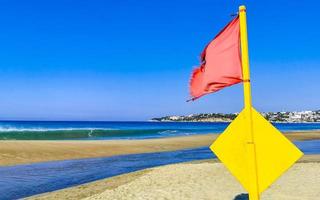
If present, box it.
[1,131,319,166]
[84,161,320,200]
[29,155,320,200]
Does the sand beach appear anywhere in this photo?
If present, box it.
[0,130,315,199]
[29,155,320,200]
[1,131,320,166]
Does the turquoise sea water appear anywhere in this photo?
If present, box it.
[0,121,319,140]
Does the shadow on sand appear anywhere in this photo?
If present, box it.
[234,193,249,200]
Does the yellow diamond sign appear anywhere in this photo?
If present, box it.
[210,107,303,193]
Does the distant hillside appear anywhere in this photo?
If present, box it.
[151,110,320,123]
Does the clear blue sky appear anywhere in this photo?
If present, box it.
[0,0,319,121]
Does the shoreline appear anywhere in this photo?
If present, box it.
[28,155,320,200]
[1,131,320,166]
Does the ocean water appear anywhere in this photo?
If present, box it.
[0,121,319,140]
[0,140,320,200]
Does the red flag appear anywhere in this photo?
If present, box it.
[190,16,242,100]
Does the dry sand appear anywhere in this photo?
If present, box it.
[0,134,217,166]
[29,155,320,200]
[1,131,320,166]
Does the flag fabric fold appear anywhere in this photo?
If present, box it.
[189,16,243,100]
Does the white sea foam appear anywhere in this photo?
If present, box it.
[158,130,178,134]
[0,127,118,132]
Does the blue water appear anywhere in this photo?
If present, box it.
[0,121,319,140]
[0,140,320,200]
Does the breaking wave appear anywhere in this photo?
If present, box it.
[0,127,212,140]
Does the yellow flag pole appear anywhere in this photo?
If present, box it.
[239,5,260,200]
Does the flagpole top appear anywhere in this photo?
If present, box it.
[239,5,246,12]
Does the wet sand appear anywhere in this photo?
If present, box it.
[28,155,320,200]
[1,131,320,166]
